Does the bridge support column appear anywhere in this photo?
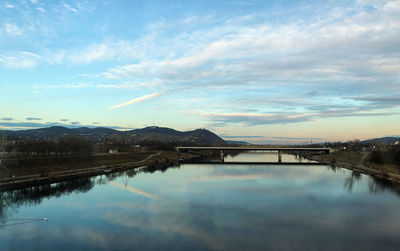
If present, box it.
[278,151,282,163]
[220,150,224,163]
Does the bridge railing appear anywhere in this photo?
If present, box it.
[176,146,330,154]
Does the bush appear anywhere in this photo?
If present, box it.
[370,150,383,164]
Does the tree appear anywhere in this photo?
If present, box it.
[0,133,6,167]
[0,133,5,154]
[57,136,92,155]
[370,150,383,164]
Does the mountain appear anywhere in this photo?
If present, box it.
[0,126,226,145]
[126,127,225,145]
[0,126,111,138]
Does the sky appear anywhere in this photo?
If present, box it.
[0,0,399,144]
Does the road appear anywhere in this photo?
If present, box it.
[137,151,161,163]
[357,152,369,169]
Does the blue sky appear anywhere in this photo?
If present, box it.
[1,0,399,143]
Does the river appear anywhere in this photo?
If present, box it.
[1,152,400,250]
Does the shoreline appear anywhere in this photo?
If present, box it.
[3,152,400,190]
[305,155,400,184]
[0,151,192,190]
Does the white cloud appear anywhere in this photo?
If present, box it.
[67,40,147,64]
[3,22,23,36]
[3,0,399,119]
[69,43,110,63]
[5,2,14,8]
[63,3,78,13]
[99,1,400,93]
[0,51,41,68]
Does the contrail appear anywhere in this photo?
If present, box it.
[107,84,211,111]
[107,90,168,110]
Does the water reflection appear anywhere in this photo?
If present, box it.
[110,182,159,199]
[225,151,316,163]
[344,171,362,192]
[341,169,400,196]
[368,176,400,196]
[0,164,178,225]
[1,153,400,250]
[1,177,94,224]
[2,159,400,225]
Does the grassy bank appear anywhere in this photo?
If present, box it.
[317,150,400,175]
[364,160,400,175]
[0,150,199,189]
[306,151,400,183]
[1,152,154,177]
[316,151,363,166]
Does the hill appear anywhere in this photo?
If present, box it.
[0,126,226,146]
[362,136,400,145]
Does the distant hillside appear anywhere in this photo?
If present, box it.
[362,136,400,145]
[0,126,226,146]
[225,140,251,145]
[0,126,113,138]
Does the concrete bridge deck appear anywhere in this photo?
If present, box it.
[176,146,330,153]
[177,146,329,163]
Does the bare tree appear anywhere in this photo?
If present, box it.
[0,133,6,169]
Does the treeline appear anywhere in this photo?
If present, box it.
[4,136,92,157]
[2,136,209,158]
[138,140,197,151]
[323,139,365,152]
[369,145,400,166]
[100,140,218,152]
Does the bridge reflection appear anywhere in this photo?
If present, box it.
[183,161,324,165]
[177,146,330,163]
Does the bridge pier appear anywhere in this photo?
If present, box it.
[278,150,282,163]
[175,147,330,164]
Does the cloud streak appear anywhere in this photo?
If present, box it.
[26,117,42,121]
[108,90,168,110]
[221,135,263,139]
[348,95,400,103]
[196,110,399,126]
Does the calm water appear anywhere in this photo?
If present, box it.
[224,151,317,162]
[1,153,400,250]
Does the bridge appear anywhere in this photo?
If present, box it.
[176,146,330,163]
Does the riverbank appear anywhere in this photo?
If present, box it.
[0,151,198,189]
[306,153,400,184]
